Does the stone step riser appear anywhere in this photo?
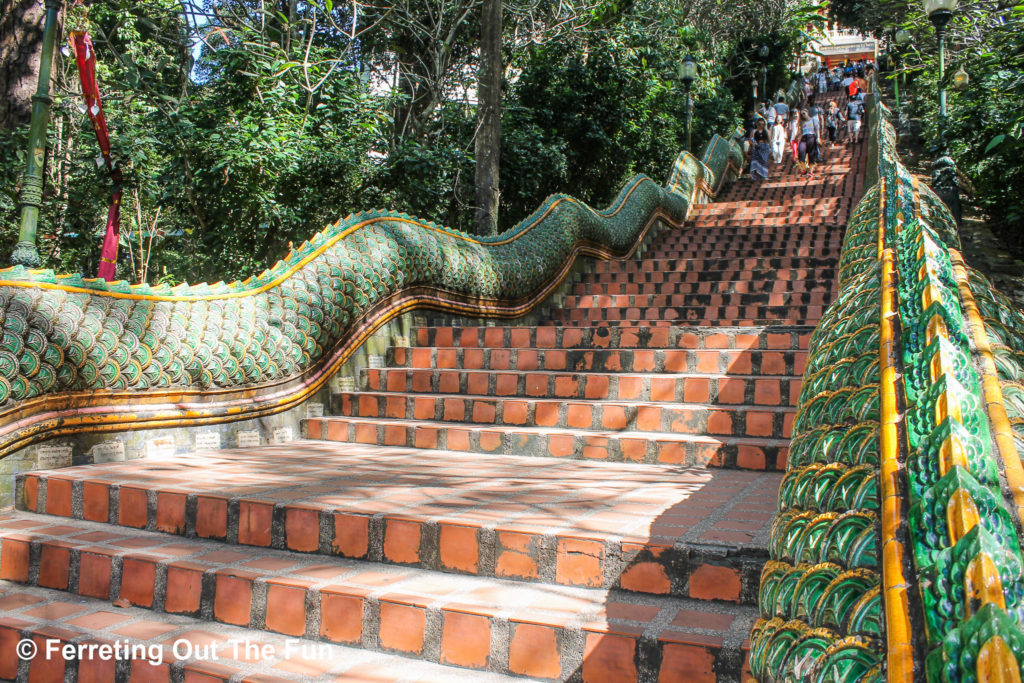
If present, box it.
[591,257,838,273]
[0,533,753,681]
[364,369,801,406]
[307,418,788,470]
[14,480,762,604]
[534,319,816,328]
[583,270,838,285]
[643,249,838,261]
[391,347,808,375]
[332,394,795,440]
[561,292,830,309]
[655,238,843,249]
[413,327,813,351]
[570,281,836,296]
[689,198,850,210]
[0,585,534,682]
[549,305,824,324]
[654,233,842,242]
[682,216,850,226]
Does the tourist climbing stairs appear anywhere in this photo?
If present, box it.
[0,129,865,681]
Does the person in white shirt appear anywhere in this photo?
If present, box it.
[771,116,788,164]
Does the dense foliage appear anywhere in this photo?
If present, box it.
[0,0,815,283]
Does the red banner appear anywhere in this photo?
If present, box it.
[70,30,122,281]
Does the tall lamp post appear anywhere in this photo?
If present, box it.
[10,0,63,268]
[758,44,770,105]
[924,0,961,225]
[679,55,697,151]
[924,0,957,147]
[894,29,912,115]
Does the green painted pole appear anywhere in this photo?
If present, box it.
[685,86,693,151]
[10,0,63,268]
[893,59,901,111]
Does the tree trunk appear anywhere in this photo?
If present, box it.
[473,0,501,236]
[0,0,50,130]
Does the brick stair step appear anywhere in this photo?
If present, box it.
[0,511,758,680]
[548,304,825,324]
[687,198,848,211]
[590,256,838,273]
[561,292,828,309]
[686,204,849,215]
[570,280,836,296]
[669,220,845,230]
[0,583,517,682]
[392,345,808,375]
[647,248,835,260]
[412,325,814,351]
[334,391,795,437]
[656,237,842,249]
[536,319,820,328]
[16,446,781,602]
[308,418,789,469]
[583,269,838,285]
[365,369,801,406]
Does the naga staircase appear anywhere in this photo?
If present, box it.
[0,124,867,680]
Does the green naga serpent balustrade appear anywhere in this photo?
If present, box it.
[0,135,741,462]
[750,93,1024,681]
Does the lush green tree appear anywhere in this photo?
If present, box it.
[1,0,770,284]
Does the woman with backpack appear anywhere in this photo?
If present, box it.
[796,109,819,178]
[845,91,865,144]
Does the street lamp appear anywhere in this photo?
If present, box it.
[894,29,912,113]
[758,44,770,106]
[679,55,698,151]
[951,64,969,90]
[924,0,961,225]
[925,0,957,124]
[10,0,63,268]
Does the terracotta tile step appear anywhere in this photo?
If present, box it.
[0,583,516,682]
[548,304,825,324]
[331,392,796,439]
[682,217,849,229]
[392,345,807,375]
[724,179,862,192]
[685,203,850,215]
[675,214,843,224]
[0,512,759,680]
[583,269,838,286]
[688,198,850,212]
[570,279,837,296]
[412,325,815,351]
[657,235,843,248]
[364,369,802,406]
[646,247,838,260]
[16,447,782,601]
[537,318,819,328]
[307,417,790,469]
[590,256,839,273]
[561,291,830,310]
[657,232,843,244]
